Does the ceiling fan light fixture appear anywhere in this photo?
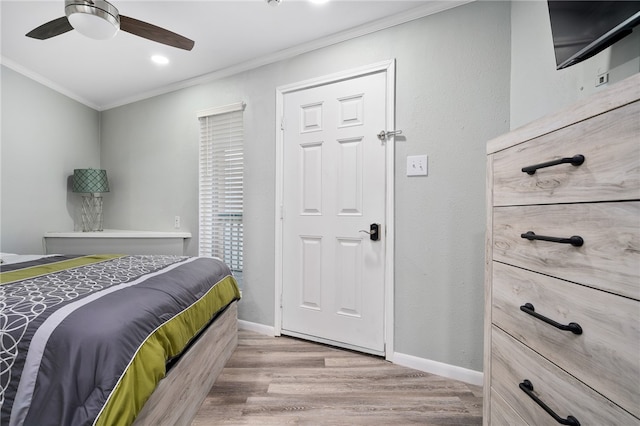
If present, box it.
[65,0,120,40]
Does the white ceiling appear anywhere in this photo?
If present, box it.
[0,0,467,110]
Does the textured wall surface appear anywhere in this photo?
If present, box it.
[99,1,510,372]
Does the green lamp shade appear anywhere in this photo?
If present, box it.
[72,169,110,193]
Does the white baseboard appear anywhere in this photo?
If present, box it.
[392,352,483,387]
[236,320,483,387]
[238,319,276,336]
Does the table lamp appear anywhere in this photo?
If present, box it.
[72,168,110,231]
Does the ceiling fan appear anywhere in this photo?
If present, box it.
[25,0,194,51]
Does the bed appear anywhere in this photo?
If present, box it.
[0,253,241,426]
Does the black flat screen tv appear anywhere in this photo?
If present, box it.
[548,1,640,70]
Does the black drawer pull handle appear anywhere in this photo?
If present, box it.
[519,379,581,426]
[520,303,583,335]
[521,231,584,247]
[522,154,585,175]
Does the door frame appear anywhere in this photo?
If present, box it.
[274,59,396,360]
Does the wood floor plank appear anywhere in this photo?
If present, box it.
[191,330,483,425]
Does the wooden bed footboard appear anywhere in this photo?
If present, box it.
[133,301,238,426]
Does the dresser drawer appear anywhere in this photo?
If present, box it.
[493,201,640,300]
[492,262,640,418]
[491,327,638,425]
[490,389,528,425]
[491,100,640,206]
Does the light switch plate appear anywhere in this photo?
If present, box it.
[407,155,428,176]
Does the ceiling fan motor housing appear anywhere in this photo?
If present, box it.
[65,0,120,39]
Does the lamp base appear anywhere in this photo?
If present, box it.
[81,194,104,232]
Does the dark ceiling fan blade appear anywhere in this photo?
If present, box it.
[26,16,74,40]
[120,15,194,51]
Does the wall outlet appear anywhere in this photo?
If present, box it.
[596,72,609,87]
[407,155,428,176]
[174,215,181,229]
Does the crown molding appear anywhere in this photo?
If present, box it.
[102,1,473,110]
[1,56,101,111]
[4,1,474,111]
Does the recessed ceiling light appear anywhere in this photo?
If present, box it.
[151,55,169,65]
[309,0,330,4]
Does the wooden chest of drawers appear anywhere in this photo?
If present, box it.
[484,74,640,425]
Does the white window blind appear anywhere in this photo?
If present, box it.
[198,102,245,278]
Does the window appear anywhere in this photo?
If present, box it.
[197,102,245,284]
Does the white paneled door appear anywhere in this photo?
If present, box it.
[281,70,387,355]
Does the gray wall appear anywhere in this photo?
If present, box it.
[3,1,638,373]
[0,66,100,254]
[100,1,511,372]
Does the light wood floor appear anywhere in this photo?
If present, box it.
[191,329,483,425]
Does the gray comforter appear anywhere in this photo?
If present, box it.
[0,254,240,426]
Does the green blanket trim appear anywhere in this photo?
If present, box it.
[0,254,124,285]
[96,275,241,426]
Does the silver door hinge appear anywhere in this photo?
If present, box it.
[280,118,285,131]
